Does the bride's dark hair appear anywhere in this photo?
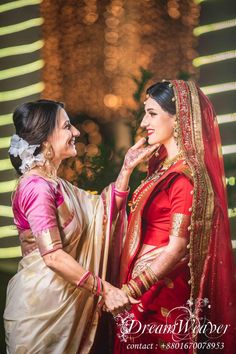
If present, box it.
[9,99,64,175]
[146,81,176,175]
[146,81,176,116]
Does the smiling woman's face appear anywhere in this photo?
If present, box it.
[47,108,80,162]
[140,97,175,145]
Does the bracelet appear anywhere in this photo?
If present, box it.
[76,271,91,287]
[122,266,159,299]
[91,273,96,294]
[114,187,130,198]
[77,271,103,297]
[90,274,103,296]
[129,279,143,298]
[145,265,159,283]
[95,276,103,296]
[121,284,133,298]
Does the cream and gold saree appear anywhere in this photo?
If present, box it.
[4,177,125,354]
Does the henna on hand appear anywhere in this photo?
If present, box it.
[150,248,187,280]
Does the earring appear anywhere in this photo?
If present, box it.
[173,121,179,146]
[46,150,52,159]
[43,143,54,163]
[155,145,161,157]
[44,143,53,160]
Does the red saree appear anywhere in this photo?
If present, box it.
[114,80,236,354]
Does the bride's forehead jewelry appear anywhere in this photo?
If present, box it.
[9,134,45,174]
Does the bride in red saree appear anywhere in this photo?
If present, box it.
[113,80,236,354]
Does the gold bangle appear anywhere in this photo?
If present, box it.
[129,279,142,298]
[121,284,133,298]
[145,266,158,283]
[139,273,150,291]
[144,271,154,287]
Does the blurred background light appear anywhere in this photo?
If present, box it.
[0,59,44,80]
[193,50,236,67]
[0,0,42,13]
[0,40,44,58]
[0,82,45,102]
[0,114,12,126]
[0,17,44,35]
[194,18,236,36]
[201,82,236,95]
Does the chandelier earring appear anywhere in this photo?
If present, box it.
[173,120,179,143]
[173,120,179,147]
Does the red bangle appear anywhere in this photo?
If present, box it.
[94,276,102,296]
[76,271,91,287]
[114,187,130,197]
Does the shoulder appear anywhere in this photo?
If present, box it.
[161,160,193,190]
[168,168,194,212]
[171,159,193,182]
[19,175,57,193]
[17,175,57,208]
[168,173,194,210]
[169,173,193,192]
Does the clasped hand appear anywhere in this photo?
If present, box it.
[101,281,139,317]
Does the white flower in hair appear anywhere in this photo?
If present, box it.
[9,134,46,174]
[8,134,29,157]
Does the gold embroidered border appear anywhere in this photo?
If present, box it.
[19,229,37,256]
[172,80,214,308]
[35,226,62,256]
[169,213,191,238]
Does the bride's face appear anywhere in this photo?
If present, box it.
[140,97,175,145]
[47,108,80,162]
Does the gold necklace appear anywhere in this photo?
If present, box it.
[38,166,58,181]
[23,165,58,182]
[162,151,183,168]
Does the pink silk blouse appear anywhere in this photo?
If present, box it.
[13,176,64,256]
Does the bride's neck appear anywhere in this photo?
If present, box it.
[163,137,179,160]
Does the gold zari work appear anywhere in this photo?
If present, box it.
[169,213,191,238]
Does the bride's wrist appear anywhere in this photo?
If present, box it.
[121,164,133,175]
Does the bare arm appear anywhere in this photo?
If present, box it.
[43,249,131,310]
[43,249,94,291]
[149,236,188,278]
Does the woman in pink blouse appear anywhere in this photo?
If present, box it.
[4,99,157,354]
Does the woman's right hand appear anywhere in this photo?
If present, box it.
[123,138,159,173]
[102,281,130,315]
[102,281,140,316]
[115,138,159,197]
